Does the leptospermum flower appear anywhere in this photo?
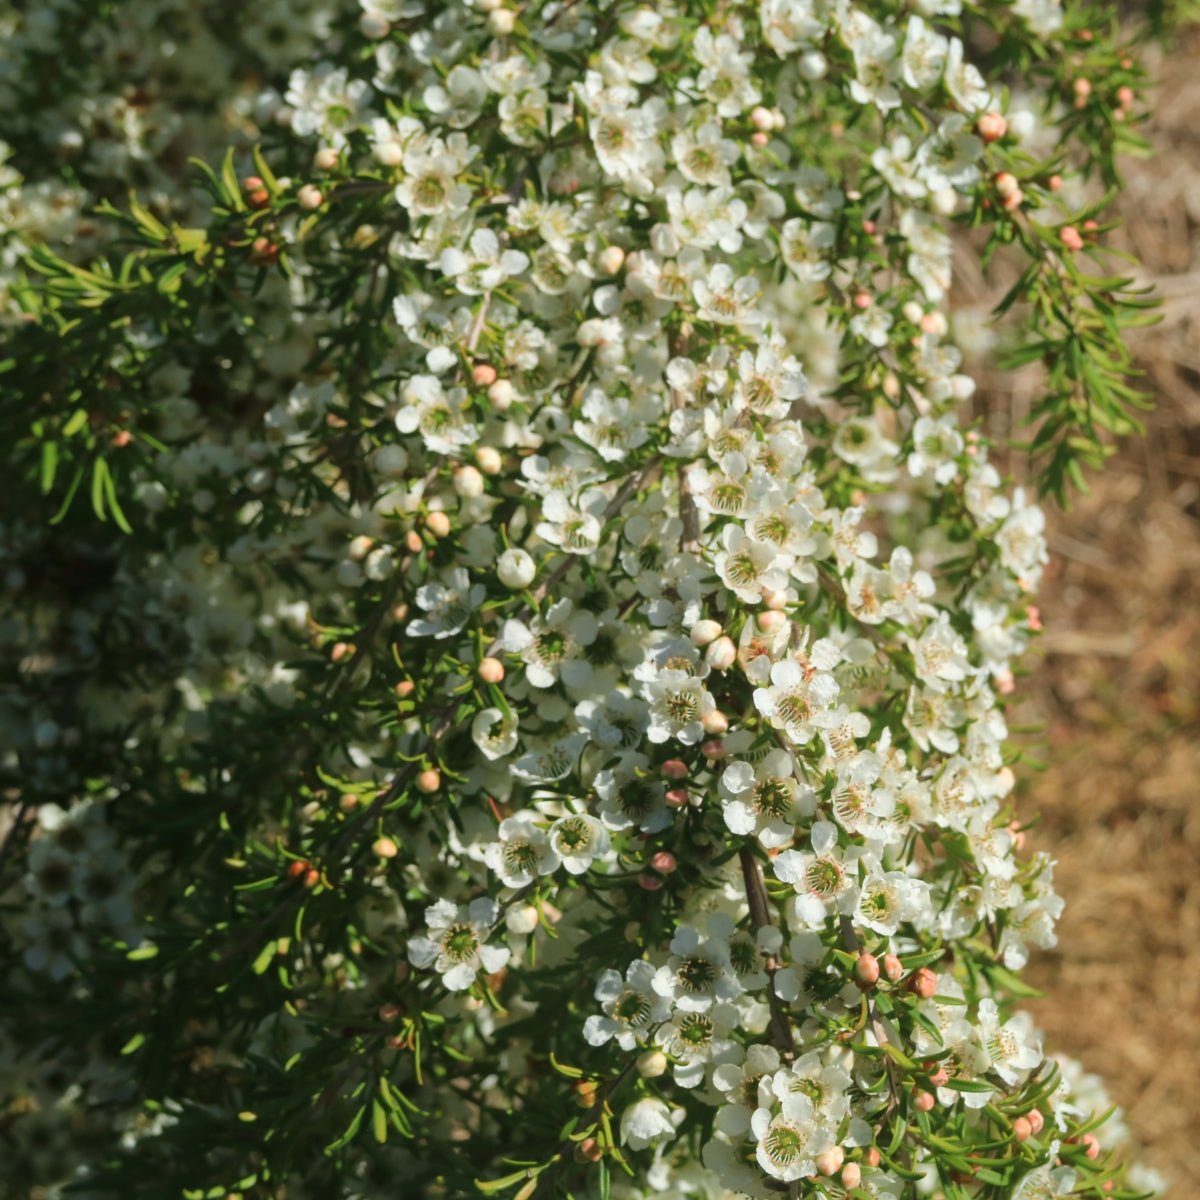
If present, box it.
[406,898,510,992]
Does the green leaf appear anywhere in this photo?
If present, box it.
[372,1098,387,1144]
[120,1033,146,1055]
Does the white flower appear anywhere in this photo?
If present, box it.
[395,375,477,455]
[753,658,839,745]
[472,707,520,761]
[774,822,859,927]
[719,748,813,848]
[910,613,973,693]
[483,812,560,887]
[440,227,530,295]
[651,915,741,1013]
[406,897,510,992]
[498,599,598,689]
[620,1097,679,1151]
[407,567,485,638]
[643,667,716,745]
[548,811,611,874]
[584,959,671,1050]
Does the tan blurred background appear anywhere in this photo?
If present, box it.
[967,30,1200,1196]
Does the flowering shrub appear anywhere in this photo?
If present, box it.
[0,1,1168,1198]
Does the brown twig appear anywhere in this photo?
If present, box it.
[738,845,796,1062]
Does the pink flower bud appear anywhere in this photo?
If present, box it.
[701,739,727,759]
[1048,173,1062,191]
[394,679,415,698]
[756,610,787,634]
[909,967,938,999]
[701,710,728,735]
[995,171,1020,198]
[815,1146,845,1176]
[750,106,775,132]
[478,657,505,684]
[1073,77,1092,99]
[425,511,451,539]
[750,131,769,147]
[314,147,339,171]
[854,953,880,988]
[841,1163,862,1190]
[1117,85,1134,109]
[1028,1108,1045,1135]
[1082,1133,1100,1160]
[853,290,873,310]
[928,1066,949,1088]
[883,953,903,982]
[638,873,663,891]
[1025,605,1042,631]
[650,851,677,874]
[1012,1116,1033,1142]
[978,111,1008,142]
[913,1089,935,1113]
[1060,225,1084,252]
[472,362,498,387]
[415,768,441,794]
[864,1148,881,1168]
[373,837,399,859]
[665,787,691,808]
[661,760,688,780]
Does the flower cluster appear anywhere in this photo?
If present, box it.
[0,0,1163,1197]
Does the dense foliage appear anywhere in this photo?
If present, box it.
[0,1,1165,1198]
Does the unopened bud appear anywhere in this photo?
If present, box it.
[756,609,787,634]
[1028,1108,1045,1135]
[1060,225,1084,252]
[314,147,339,171]
[1012,1116,1033,1142]
[372,836,399,859]
[661,760,689,780]
[701,710,728,735]
[978,111,1008,142]
[750,131,769,147]
[815,1146,845,1176]
[359,13,390,37]
[995,171,1020,199]
[908,966,938,999]
[415,768,441,794]
[854,953,880,988]
[691,619,723,646]
[637,1049,668,1078]
[1081,1133,1100,1160]
[596,245,626,275]
[665,787,690,809]
[883,953,904,982]
[750,105,775,132]
[913,1089,935,1113]
[701,739,726,759]
[472,362,498,387]
[478,657,505,684]
[297,184,324,210]
[453,464,485,498]
[425,510,451,538]
[853,290,873,310]
[706,636,737,671]
[638,873,663,891]
[488,379,515,410]
[841,1163,862,1190]
[574,1137,602,1163]
[395,679,415,698]
[487,7,516,35]
[650,851,677,874]
[864,1147,881,1168]
[476,445,503,475]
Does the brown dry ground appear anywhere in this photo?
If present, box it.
[966,31,1200,1196]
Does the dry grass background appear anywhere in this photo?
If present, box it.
[965,30,1200,1195]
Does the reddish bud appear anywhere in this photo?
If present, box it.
[242,175,264,191]
[1060,225,1084,252]
[841,1163,862,1190]
[378,1002,401,1022]
[978,111,1008,142]
[863,1147,881,1169]
[415,768,441,794]
[853,290,873,310]
[908,967,938,999]
[372,837,399,859]
[394,679,415,698]
[472,362,498,387]
[750,131,770,147]
[1013,1116,1033,1142]
[638,873,663,891]
[287,860,309,880]
[1028,1108,1045,1135]
[1117,85,1134,109]
[1048,173,1063,191]
[701,739,727,759]
[661,759,689,780]
[247,187,271,209]
[302,867,320,888]
[574,1137,603,1163]
[854,953,880,988]
[883,953,904,982]
[1082,1133,1101,1160]
[665,787,690,808]
[650,851,677,874]
[913,1089,935,1113]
